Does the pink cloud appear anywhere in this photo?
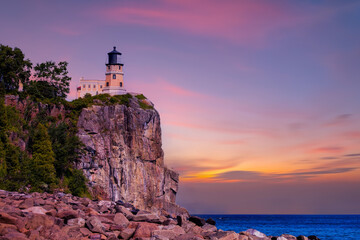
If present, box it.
[342,131,360,139]
[309,146,346,154]
[86,0,358,46]
[84,1,304,46]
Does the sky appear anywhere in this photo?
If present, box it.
[1,0,360,214]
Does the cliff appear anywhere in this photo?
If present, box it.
[76,97,182,214]
[3,94,186,216]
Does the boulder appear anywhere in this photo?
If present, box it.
[115,205,133,219]
[120,227,136,240]
[0,223,18,235]
[308,236,320,240]
[22,206,47,215]
[162,224,186,236]
[56,209,78,220]
[86,216,107,234]
[189,216,206,227]
[202,223,217,232]
[132,212,161,223]
[133,222,159,238]
[174,233,204,240]
[152,229,185,239]
[25,213,55,229]
[238,235,249,240]
[244,229,268,238]
[18,198,34,209]
[0,212,18,225]
[67,217,85,227]
[297,236,309,240]
[113,212,129,228]
[206,217,216,225]
[209,231,239,240]
[80,227,92,236]
[281,234,297,240]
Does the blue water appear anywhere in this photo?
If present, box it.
[197,215,360,240]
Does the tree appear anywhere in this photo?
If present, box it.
[31,123,57,190]
[0,141,7,179]
[0,98,8,144]
[32,61,71,99]
[48,122,82,177]
[0,45,32,92]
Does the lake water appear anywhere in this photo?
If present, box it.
[197,215,360,240]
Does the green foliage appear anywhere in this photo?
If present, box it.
[67,168,88,197]
[135,94,147,100]
[31,123,57,191]
[48,122,83,178]
[135,94,153,110]
[32,61,71,99]
[138,101,153,110]
[0,141,7,179]
[24,80,60,103]
[5,105,25,134]
[111,93,132,106]
[0,98,8,143]
[0,44,32,92]
[65,93,133,123]
[0,141,6,178]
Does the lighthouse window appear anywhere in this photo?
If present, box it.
[113,74,116,79]
[120,82,123,87]
[119,66,121,70]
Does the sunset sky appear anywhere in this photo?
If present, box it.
[1,0,360,214]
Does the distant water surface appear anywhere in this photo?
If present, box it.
[197,215,360,240]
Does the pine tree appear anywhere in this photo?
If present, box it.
[31,123,56,190]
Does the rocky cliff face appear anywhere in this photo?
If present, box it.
[75,97,183,215]
[4,95,185,216]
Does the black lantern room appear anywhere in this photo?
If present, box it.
[107,46,123,66]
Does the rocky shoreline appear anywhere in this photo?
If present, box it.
[0,190,320,240]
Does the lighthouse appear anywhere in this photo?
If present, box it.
[102,46,126,96]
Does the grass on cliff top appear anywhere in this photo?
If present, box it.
[135,94,154,110]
